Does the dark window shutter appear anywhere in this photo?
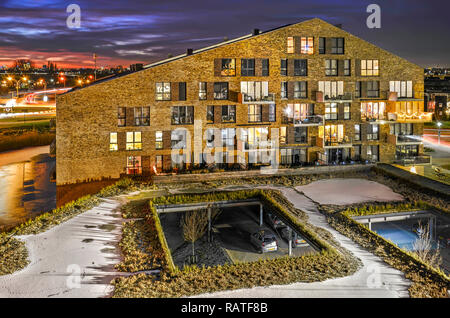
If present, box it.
[338,103,345,120]
[325,38,332,54]
[163,131,171,149]
[206,82,215,100]
[361,124,368,142]
[338,60,345,76]
[361,81,368,98]
[142,156,151,175]
[171,82,179,101]
[214,59,221,76]
[178,82,186,101]
[126,107,134,126]
[287,59,294,76]
[214,106,222,124]
[163,155,172,171]
[287,126,295,144]
[355,59,361,76]
[118,131,126,150]
[294,36,301,54]
[255,58,263,77]
[287,81,295,100]
[262,105,269,122]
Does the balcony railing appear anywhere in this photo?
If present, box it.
[316,92,352,103]
[387,112,433,123]
[317,136,353,148]
[394,155,432,166]
[293,115,324,126]
[387,134,422,145]
[240,92,275,104]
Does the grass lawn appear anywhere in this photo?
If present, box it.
[0,120,51,130]
[424,121,450,129]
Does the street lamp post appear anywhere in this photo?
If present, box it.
[437,122,442,144]
[7,76,27,98]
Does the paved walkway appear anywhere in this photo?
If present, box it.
[0,198,123,298]
[195,186,411,298]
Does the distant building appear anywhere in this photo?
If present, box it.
[130,63,144,72]
[424,76,450,120]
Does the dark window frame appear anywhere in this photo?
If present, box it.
[214,82,229,100]
[262,59,269,76]
[294,81,307,99]
[294,59,307,76]
[241,59,255,76]
[325,59,338,76]
[118,107,126,127]
[134,106,150,126]
[171,106,194,125]
[331,37,344,54]
[221,105,236,123]
[280,59,287,76]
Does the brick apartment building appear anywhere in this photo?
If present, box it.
[56,18,432,185]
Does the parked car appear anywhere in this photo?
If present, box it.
[280,227,308,247]
[266,212,285,229]
[250,229,278,253]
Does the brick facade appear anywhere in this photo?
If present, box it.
[56,18,427,185]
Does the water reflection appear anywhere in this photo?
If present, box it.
[0,147,55,230]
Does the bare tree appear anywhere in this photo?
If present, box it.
[181,205,221,261]
[412,222,442,269]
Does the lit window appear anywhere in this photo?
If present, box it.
[287,37,294,53]
[280,127,286,144]
[126,156,142,175]
[109,132,118,151]
[155,131,163,149]
[134,107,150,126]
[301,37,314,54]
[344,103,351,120]
[199,82,207,100]
[118,107,126,127]
[221,59,235,76]
[325,60,338,76]
[126,131,142,150]
[361,60,379,76]
[389,81,413,98]
[325,103,338,120]
[248,105,262,122]
[156,82,171,100]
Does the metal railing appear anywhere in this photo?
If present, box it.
[242,92,275,103]
[394,155,431,165]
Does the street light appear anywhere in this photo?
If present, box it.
[6,76,28,98]
[437,122,442,144]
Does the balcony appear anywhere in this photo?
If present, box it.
[317,136,353,148]
[394,155,432,166]
[387,134,422,146]
[387,112,433,123]
[293,115,324,127]
[316,91,353,103]
[239,92,275,104]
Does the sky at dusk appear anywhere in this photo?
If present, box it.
[0,0,449,69]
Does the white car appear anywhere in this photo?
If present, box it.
[250,230,278,253]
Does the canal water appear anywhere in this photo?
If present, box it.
[0,146,56,231]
